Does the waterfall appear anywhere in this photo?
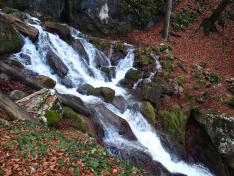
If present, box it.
[13,15,213,176]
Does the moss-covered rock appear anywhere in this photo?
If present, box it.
[0,16,23,55]
[160,105,187,145]
[125,68,142,81]
[140,101,156,124]
[89,37,111,55]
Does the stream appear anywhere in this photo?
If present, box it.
[13,15,213,176]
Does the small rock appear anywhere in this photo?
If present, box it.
[112,96,127,113]
[61,77,73,88]
[9,90,27,100]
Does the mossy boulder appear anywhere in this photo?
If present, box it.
[125,68,142,81]
[160,105,187,145]
[0,16,23,55]
[16,89,63,125]
[35,75,56,89]
[89,37,111,55]
[140,101,156,124]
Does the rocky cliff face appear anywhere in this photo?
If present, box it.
[0,0,164,36]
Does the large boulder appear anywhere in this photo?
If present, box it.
[193,109,234,169]
[16,88,63,126]
[0,12,38,41]
[136,81,162,105]
[91,104,136,141]
[0,13,23,55]
[111,96,127,113]
[186,114,229,176]
[46,49,69,77]
[77,84,115,103]
[45,21,72,41]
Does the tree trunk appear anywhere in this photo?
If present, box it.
[162,0,173,40]
[203,0,230,35]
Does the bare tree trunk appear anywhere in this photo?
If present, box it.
[162,0,173,40]
[203,0,230,35]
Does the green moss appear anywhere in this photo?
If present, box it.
[63,107,86,132]
[162,59,173,72]
[63,107,79,119]
[0,19,23,54]
[141,101,156,124]
[175,76,185,87]
[89,37,111,54]
[45,108,60,126]
[160,105,187,145]
[125,69,141,81]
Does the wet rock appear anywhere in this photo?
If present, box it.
[186,113,229,176]
[77,84,115,103]
[16,88,63,126]
[95,50,110,67]
[19,53,31,65]
[46,50,68,77]
[0,74,10,81]
[9,90,27,100]
[112,96,127,113]
[45,21,72,41]
[61,77,73,88]
[225,155,234,169]
[140,101,156,124]
[77,84,95,95]
[58,94,91,116]
[35,75,56,89]
[0,12,38,41]
[100,66,116,80]
[110,41,128,64]
[106,145,172,176]
[91,104,136,140]
[137,81,162,105]
[71,39,89,63]
[0,13,23,55]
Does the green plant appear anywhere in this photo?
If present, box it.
[45,108,61,126]
[171,9,197,31]
[162,59,173,72]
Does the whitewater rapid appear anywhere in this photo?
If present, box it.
[13,15,213,176]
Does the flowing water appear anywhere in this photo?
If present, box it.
[13,16,213,176]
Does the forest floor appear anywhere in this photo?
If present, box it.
[115,0,234,116]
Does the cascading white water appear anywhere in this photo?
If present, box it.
[13,16,214,176]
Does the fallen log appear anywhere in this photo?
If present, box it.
[0,91,31,121]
